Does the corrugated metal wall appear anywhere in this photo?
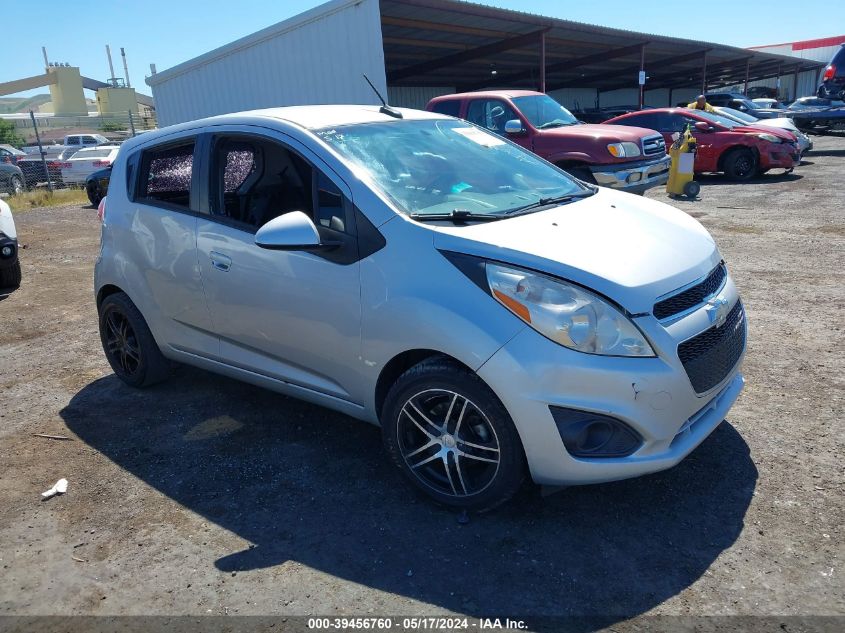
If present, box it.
[547,88,597,111]
[148,0,386,126]
[726,70,820,102]
[388,86,455,110]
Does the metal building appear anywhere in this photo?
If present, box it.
[146,0,824,126]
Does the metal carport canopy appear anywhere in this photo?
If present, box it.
[380,0,823,94]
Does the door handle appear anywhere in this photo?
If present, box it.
[210,251,232,272]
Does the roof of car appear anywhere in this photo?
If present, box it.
[119,105,450,153]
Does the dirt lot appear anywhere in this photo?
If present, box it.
[0,136,842,630]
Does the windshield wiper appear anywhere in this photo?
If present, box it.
[504,190,596,216]
[409,209,502,224]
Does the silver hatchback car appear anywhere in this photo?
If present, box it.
[95,105,746,510]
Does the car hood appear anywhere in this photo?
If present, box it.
[732,125,795,141]
[540,122,658,143]
[750,117,798,133]
[430,188,720,314]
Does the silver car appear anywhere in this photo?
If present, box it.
[94,106,746,510]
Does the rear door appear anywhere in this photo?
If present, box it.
[194,127,364,403]
[126,136,217,356]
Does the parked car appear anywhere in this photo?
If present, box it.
[787,96,845,110]
[605,108,799,180]
[751,98,786,110]
[62,133,110,153]
[95,105,746,510]
[818,43,845,100]
[17,148,78,188]
[747,86,778,100]
[86,166,111,205]
[60,145,120,186]
[0,144,25,165]
[703,92,782,119]
[427,91,670,194]
[0,199,21,299]
[0,163,25,195]
[713,106,812,154]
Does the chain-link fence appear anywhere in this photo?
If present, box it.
[3,109,156,195]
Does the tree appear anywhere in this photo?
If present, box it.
[0,119,25,148]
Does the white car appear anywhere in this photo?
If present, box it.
[714,106,812,154]
[0,198,21,299]
[751,98,785,110]
[94,105,746,510]
[60,146,120,186]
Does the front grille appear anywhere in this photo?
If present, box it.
[642,135,666,156]
[678,300,746,394]
[653,264,727,320]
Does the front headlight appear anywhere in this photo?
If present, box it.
[756,133,782,143]
[486,263,654,357]
[607,142,642,158]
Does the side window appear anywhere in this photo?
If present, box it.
[66,136,78,146]
[430,100,461,117]
[83,137,97,145]
[139,141,195,209]
[623,113,660,130]
[210,136,312,231]
[466,100,519,135]
[210,135,354,237]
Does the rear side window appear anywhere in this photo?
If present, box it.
[138,142,195,210]
[430,100,461,117]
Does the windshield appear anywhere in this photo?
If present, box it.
[511,95,580,129]
[316,119,585,217]
[718,107,757,123]
[694,111,743,129]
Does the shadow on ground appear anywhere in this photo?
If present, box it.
[62,367,756,624]
[697,172,802,186]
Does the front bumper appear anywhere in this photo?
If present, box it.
[762,146,798,170]
[590,154,671,194]
[478,275,746,486]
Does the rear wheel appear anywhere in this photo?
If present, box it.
[722,148,757,181]
[381,358,526,511]
[98,292,169,388]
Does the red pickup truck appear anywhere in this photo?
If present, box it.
[426,90,671,194]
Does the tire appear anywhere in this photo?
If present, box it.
[8,175,24,196]
[721,148,758,181]
[86,180,102,206]
[683,181,701,198]
[381,357,526,512]
[0,260,21,290]
[560,165,596,184]
[98,292,169,388]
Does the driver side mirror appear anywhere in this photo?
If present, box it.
[694,121,714,133]
[504,119,525,135]
[255,211,337,251]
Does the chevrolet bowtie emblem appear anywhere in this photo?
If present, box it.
[706,297,730,328]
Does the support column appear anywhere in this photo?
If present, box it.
[701,51,708,94]
[743,58,750,96]
[638,45,646,109]
[539,31,546,93]
[792,64,800,102]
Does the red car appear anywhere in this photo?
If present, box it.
[604,108,799,180]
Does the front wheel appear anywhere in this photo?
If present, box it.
[8,175,24,196]
[722,148,758,181]
[381,358,526,511]
[86,180,103,206]
[98,292,169,388]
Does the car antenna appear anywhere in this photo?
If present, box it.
[363,74,403,119]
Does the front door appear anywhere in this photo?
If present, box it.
[466,99,531,150]
[195,129,363,403]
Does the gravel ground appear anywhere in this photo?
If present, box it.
[0,135,842,630]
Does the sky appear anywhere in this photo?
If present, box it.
[2,0,842,98]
